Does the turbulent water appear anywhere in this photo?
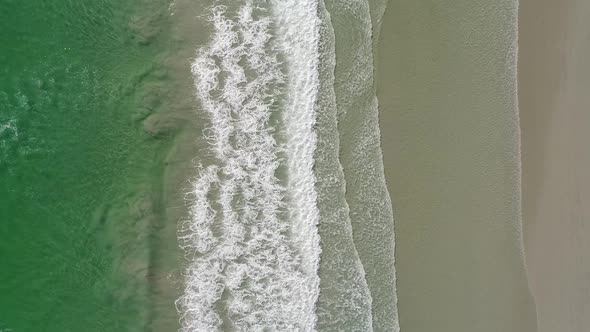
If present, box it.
[176,2,321,330]
[176,0,399,330]
[0,0,398,330]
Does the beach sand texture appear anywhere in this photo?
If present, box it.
[519,0,590,331]
[375,1,537,331]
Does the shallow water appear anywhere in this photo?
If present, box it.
[322,0,399,329]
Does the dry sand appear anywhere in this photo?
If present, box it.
[519,0,590,331]
[374,1,537,331]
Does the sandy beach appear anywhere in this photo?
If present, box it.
[519,1,590,331]
[374,1,537,331]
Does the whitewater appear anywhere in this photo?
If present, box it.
[175,1,321,330]
[175,0,399,330]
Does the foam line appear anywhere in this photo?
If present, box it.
[176,1,322,330]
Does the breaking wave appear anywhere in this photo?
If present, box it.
[175,1,322,331]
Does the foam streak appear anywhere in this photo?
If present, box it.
[176,1,322,331]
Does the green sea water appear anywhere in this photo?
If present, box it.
[0,0,182,330]
[0,0,404,330]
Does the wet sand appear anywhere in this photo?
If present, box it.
[519,1,590,331]
[374,1,537,331]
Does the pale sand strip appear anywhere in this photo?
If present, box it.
[519,1,590,331]
[374,1,537,331]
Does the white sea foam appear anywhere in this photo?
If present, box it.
[0,119,18,162]
[0,119,17,138]
[270,0,323,321]
[176,1,322,331]
[320,0,399,330]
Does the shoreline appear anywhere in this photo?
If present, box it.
[374,1,537,331]
[323,0,400,329]
[519,0,590,331]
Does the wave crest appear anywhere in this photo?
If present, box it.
[176,1,322,331]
